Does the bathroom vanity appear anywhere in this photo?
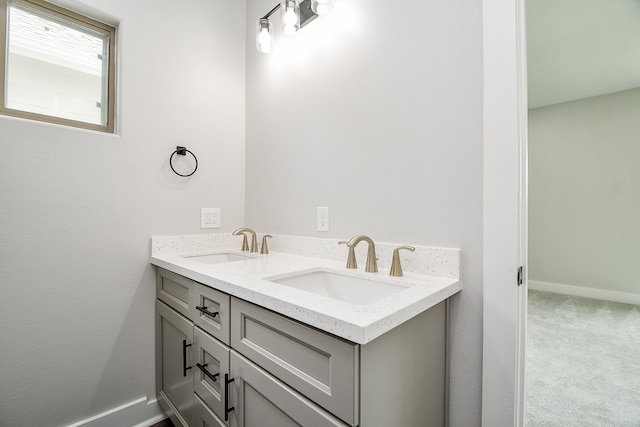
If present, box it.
[151,233,461,427]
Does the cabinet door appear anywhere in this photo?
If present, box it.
[228,351,347,427]
[156,300,194,427]
[194,326,230,421]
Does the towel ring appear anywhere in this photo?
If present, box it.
[170,146,198,177]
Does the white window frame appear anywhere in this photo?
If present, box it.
[0,0,116,133]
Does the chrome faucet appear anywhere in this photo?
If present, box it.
[342,235,378,273]
[232,228,259,253]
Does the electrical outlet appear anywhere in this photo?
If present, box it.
[201,208,221,228]
[317,207,329,232]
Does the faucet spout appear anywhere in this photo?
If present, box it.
[345,235,378,273]
[232,228,259,252]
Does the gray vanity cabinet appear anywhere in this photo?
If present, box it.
[156,267,347,427]
[155,267,446,427]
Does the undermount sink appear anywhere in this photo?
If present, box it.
[182,252,255,264]
[267,269,410,305]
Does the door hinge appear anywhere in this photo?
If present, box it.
[517,266,524,286]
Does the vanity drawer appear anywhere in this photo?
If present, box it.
[191,283,231,345]
[193,392,226,427]
[230,297,359,426]
[156,268,193,319]
[230,351,349,427]
[193,326,230,421]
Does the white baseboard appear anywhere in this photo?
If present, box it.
[528,280,640,306]
[66,396,166,427]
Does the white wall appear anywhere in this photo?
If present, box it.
[245,0,484,424]
[529,88,640,297]
[0,0,246,425]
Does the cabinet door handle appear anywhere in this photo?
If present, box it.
[196,363,219,382]
[196,306,219,318]
[182,340,192,377]
[224,374,235,421]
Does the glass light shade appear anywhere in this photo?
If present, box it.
[256,18,273,53]
[311,0,334,15]
[281,0,300,36]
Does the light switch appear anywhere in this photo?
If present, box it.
[317,207,329,232]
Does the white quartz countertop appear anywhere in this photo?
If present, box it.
[150,234,461,344]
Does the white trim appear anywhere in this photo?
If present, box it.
[515,0,529,421]
[529,280,640,306]
[482,0,528,424]
[65,396,165,427]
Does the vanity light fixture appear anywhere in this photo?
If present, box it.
[281,0,300,36]
[256,18,273,53]
[255,0,333,53]
[311,0,334,15]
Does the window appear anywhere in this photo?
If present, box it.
[0,0,116,132]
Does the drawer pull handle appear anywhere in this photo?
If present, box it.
[196,306,219,318]
[196,363,219,382]
[182,340,192,377]
[224,374,235,421]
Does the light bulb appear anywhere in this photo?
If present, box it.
[311,0,333,15]
[281,0,299,36]
[256,18,273,53]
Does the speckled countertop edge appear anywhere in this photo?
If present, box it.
[150,233,462,344]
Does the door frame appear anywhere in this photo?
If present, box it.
[481,0,528,425]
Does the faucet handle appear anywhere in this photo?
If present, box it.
[260,235,273,254]
[389,246,415,277]
[338,241,358,269]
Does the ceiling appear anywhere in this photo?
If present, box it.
[527,0,640,108]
